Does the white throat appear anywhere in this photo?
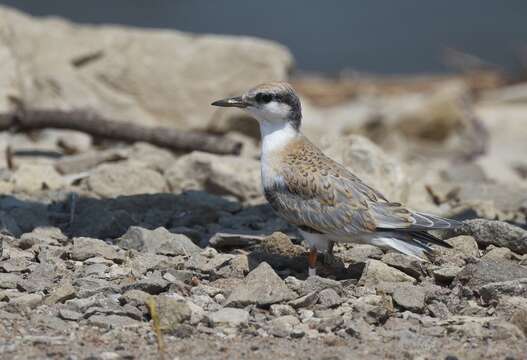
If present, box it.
[259,121,298,154]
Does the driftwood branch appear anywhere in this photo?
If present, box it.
[0,109,242,155]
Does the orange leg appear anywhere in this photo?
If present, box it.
[307,248,318,277]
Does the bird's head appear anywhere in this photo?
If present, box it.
[211,81,302,130]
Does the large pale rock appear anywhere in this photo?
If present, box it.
[323,135,409,202]
[165,151,261,201]
[12,164,65,193]
[0,6,292,131]
[86,163,168,198]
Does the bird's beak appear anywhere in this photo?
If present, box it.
[211,96,248,108]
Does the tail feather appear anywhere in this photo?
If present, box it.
[412,231,452,249]
[410,212,463,230]
[370,234,433,262]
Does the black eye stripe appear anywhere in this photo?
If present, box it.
[255,93,273,103]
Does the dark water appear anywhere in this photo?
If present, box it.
[2,1,527,75]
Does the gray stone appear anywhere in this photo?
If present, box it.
[225,262,296,307]
[164,269,196,284]
[10,293,43,309]
[120,289,151,307]
[446,235,480,258]
[83,263,108,277]
[381,252,423,279]
[288,291,319,309]
[121,271,168,294]
[479,278,527,304]
[482,246,513,261]
[45,281,76,305]
[432,266,463,284]
[317,288,342,308]
[191,285,223,297]
[450,219,527,255]
[286,275,342,296]
[19,227,66,249]
[358,260,415,288]
[456,259,527,290]
[270,304,296,317]
[427,300,451,319]
[83,302,142,321]
[0,273,20,289]
[392,284,426,313]
[339,244,384,264]
[17,264,56,293]
[268,315,300,337]
[261,232,305,257]
[117,226,201,256]
[186,250,234,274]
[88,314,139,329]
[74,277,120,298]
[58,308,83,321]
[207,307,249,328]
[71,237,124,262]
[0,257,32,272]
[87,163,167,198]
[126,252,184,277]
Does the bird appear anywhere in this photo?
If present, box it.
[212,81,462,277]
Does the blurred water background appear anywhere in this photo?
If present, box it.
[2,0,526,75]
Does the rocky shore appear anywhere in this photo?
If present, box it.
[1,5,527,360]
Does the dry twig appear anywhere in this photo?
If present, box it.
[0,109,242,155]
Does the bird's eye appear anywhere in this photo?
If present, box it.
[256,93,273,103]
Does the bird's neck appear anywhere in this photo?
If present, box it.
[259,121,299,155]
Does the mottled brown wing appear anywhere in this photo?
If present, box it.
[266,138,460,236]
[266,154,389,235]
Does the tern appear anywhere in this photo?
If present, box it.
[212,81,461,276]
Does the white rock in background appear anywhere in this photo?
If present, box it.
[323,135,409,202]
[165,151,261,201]
[0,33,19,113]
[86,163,168,198]
[12,164,65,193]
[0,6,293,133]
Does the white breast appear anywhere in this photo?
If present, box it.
[259,121,297,192]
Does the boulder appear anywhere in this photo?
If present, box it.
[165,151,261,201]
[0,6,292,132]
[12,164,65,193]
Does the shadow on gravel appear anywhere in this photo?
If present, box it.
[1,190,367,280]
